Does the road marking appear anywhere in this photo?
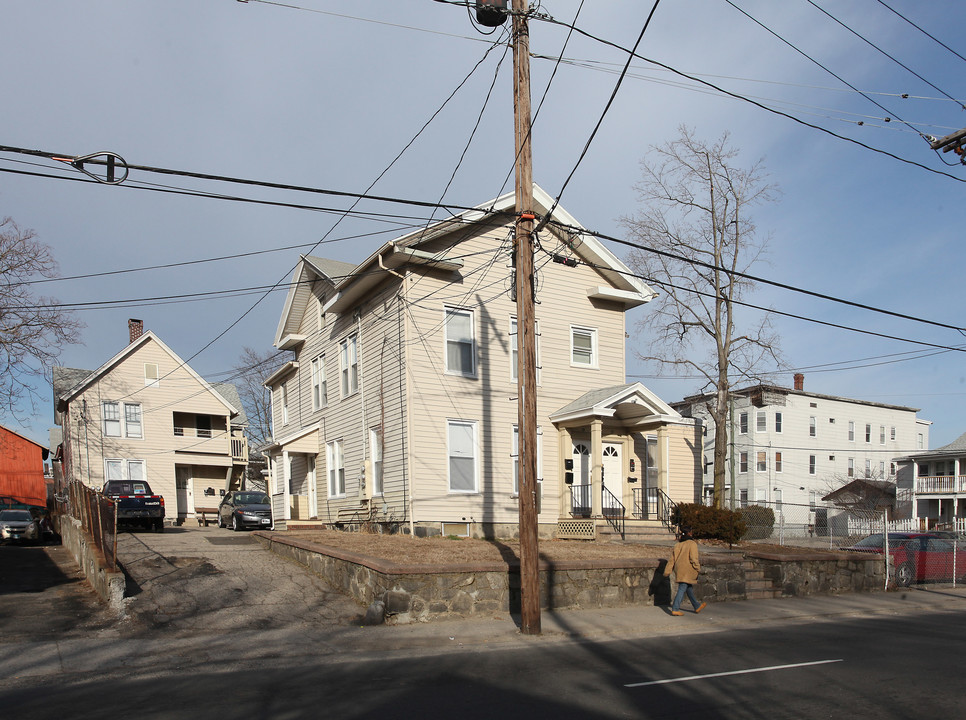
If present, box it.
[624,659,843,688]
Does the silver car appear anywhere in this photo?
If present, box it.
[0,509,40,544]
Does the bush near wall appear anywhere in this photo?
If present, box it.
[671,503,747,544]
[738,504,776,540]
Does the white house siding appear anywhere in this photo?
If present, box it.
[405,223,630,526]
[678,388,926,508]
[63,337,235,512]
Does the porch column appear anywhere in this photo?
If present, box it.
[282,450,291,521]
[591,419,603,517]
[557,426,572,518]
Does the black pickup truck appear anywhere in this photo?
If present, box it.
[102,480,165,532]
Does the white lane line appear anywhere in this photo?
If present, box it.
[624,659,843,688]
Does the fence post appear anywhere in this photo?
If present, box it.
[882,510,889,590]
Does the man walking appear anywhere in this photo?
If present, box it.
[663,526,707,616]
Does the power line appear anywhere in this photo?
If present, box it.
[874,0,966,66]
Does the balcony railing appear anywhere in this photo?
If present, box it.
[231,436,249,463]
[916,475,966,494]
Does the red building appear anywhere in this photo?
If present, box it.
[0,424,48,507]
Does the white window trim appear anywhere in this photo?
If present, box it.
[444,307,476,378]
[340,335,359,397]
[311,354,326,411]
[510,316,542,385]
[570,325,598,369]
[755,411,766,433]
[511,425,543,496]
[370,427,384,496]
[447,419,479,494]
[144,363,160,388]
[326,439,345,498]
[103,401,143,439]
[104,458,146,482]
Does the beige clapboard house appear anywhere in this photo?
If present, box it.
[263,186,701,538]
[53,321,249,523]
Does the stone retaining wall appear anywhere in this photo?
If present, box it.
[255,533,885,624]
[57,515,126,612]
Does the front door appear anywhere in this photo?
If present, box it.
[176,466,194,520]
[602,443,622,516]
[571,442,591,516]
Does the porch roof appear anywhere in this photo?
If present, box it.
[549,382,686,428]
[263,423,320,455]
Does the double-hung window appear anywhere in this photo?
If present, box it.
[739,412,748,434]
[756,451,767,472]
[447,420,478,493]
[445,308,475,376]
[340,335,359,396]
[370,427,383,496]
[511,425,543,495]
[756,411,766,432]
[774,452,783,473]
[570,326,597,367]
[509,316,541,384]
[105,459,145,482]
[775,412,783,433]
[311,355,326,411]
[326,440,345,497]
[103,401,142,438]
[739,452,748,473]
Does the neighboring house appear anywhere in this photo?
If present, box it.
[894,431,966,532]
[262,185,702,538]
[672,373,930,518]
[0,424,49,507]
[53,320,249,523]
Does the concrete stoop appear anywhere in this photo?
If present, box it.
[743,559,781,600]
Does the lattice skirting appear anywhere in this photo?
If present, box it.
[556,518,596,540]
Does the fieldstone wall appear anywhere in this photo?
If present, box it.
[255,534,885,625]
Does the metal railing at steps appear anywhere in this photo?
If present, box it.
[632,486,678,532]
[601,485,625,539]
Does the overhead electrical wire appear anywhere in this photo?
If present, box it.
[873,0,966,66]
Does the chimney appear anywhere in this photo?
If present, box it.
[793,373,804,391]
[128,318,144,344]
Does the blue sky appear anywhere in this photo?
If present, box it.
[2,0,964,449]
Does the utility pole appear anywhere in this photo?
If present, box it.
[511,0,541,635]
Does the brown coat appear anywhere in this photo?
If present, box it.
[663,538,701,584]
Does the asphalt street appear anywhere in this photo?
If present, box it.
[3,526,966,718]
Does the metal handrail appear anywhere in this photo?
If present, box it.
[569,484,592,517]
[643,486,677,532]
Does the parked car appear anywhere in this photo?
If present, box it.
[218,491,273,531]
[102,480,165,532]
[842,532,966,587]
[0,509,40,544]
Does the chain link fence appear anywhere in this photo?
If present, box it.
[724,499,965,588]
[57,480,118,571]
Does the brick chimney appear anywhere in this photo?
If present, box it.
[793,373,804,391]
[128,318,144,344]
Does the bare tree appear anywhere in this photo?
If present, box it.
[0,217,83,419]
[620,127,782,508]
[232,346,280,450]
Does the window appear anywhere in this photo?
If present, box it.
[809,416,816,437]
[848,421,855,442]
[144,363,160,388]
[739,489,748,508]
[809,491,817,511]
[326,440,345,497]
[775,412,783,433]
[739,412,748,434]
[281,382,289,425]
[103,401,121,437]
[756,451,767,472]
[739,452,748,473]
[444,308,475,376]
[809,455,816,475]
[865,424,872,443]
[370,427,383,496]
[918,433,924,449]
[848,458,854,478]
[103,401,142,438]
[340,334,359,396]
[775,452,783,473]
[755,488,766,503]
[509,316,541,384]
[880,461,886,477]
[124,404,142,438]
[511,425,543,495]
[311,355,326,411]
[570,326,597,367]
[756,411,766,432]
[105,459,145,482]
[865,459,872,478]
[645,437,658,486]
[448,420,478,493]
[775,489,783,510]
[890,427,896,441]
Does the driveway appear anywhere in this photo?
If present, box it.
[116,524,366,637]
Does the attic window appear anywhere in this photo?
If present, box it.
[144,363,160,388]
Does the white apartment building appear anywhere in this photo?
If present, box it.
[672,374,930,512]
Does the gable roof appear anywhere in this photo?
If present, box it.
[895,430,966,462]
[549,382,686,428]
[273,184,656,348]
[55,331,238,417]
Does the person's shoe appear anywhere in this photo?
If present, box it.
[670,610,684,616]
[695,602,707,614]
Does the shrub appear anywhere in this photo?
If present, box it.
[671,503,746,544]
[737,505,775,540]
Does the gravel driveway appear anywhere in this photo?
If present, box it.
[116,524,365,637]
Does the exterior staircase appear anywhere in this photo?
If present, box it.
[742,558,782,599]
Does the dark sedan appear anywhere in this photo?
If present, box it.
[218,491,273,531]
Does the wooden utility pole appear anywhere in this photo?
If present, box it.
[512,0,541,635]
